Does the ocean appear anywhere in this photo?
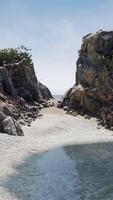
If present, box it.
[53,95,63,101]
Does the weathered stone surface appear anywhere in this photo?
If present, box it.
[0,112,24,136]
[2,117,24,136]
[0,67,16,96]
[61,30,113,129]
[39,83,53,100]
[1,104,18,118]
[0,47,53,135]
[0,46,53,103]
[76,31,113,87]
[0,112,6,122]
[6,63,52,102]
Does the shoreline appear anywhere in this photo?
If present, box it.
[0,108,113,199]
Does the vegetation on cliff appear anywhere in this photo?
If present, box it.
[0,45,32,68]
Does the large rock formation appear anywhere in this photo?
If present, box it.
[60,31,113,129]
[0,46,53,135]
[0,47,53,102]
[76,31,113,88]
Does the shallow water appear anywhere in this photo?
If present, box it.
[2,142,113,200]
[35,143,113,200]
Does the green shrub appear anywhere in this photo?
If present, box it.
[0,45,32,70]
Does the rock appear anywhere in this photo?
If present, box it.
[0,67,16,96]
[27,112,36,118]
[16,97,25,107]
[39,83,53,100]
[34,102,40,107]
[97,126,101,129]
[29,106,39,112]
[57,102,63,108]
[72,112,77,116]
[63,106,70,111]
[0,93,7,101]
[41,101,49,108]
[0,104,21,121]
[38,113,43,117]
[83,94,101,114]
[84,115,91,120]
[39,104,44,109]
[51,102,55,107]
[0,112,6,122]
[0,47,54,137]
[19,120,26,126]
[0,47,52,104]
[76,31,113,87]
[61,30,113,129]
[60,85,85,111]
[1,115,24,136]
[47,100,55,107]
[0,111,24,136]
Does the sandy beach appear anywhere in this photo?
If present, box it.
[0,107,113,199]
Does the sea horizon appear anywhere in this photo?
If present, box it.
[53,94,63,101]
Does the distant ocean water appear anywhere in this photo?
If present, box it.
[53,95,63,101]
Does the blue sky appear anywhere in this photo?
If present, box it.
[0,0,113,94]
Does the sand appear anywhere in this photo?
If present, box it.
[0,107,113,199]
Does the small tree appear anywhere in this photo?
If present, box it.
[0,46,32,69]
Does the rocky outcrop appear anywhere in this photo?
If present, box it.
[0,46,53,103]
[0,112,24,136]
[76,31,113,88]
[39,83,53,100]
[0,46,53,135]
[5,63,52,103]
[7,62,42,102]
[60,31,113,129]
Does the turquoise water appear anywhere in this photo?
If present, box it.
[34,143,113,200]
[3,142,113,200]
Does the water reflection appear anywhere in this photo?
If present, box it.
[1,142,113,199]
[64,143,113,200]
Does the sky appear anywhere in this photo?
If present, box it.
[0,0,113,94]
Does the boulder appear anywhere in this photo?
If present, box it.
[29,106,39,112]
[2,117,24,136]
[0,112,24,136]
[63,106,70,111]
[39,83,53,100]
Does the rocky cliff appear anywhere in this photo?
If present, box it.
[0,46,53,135]
[0,46,53,102]
[60,31,113,129]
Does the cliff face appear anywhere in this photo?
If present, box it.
[76,31,113,88]
[0,46,53,135]
[60,31,113,129]
[0,47,53,102]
